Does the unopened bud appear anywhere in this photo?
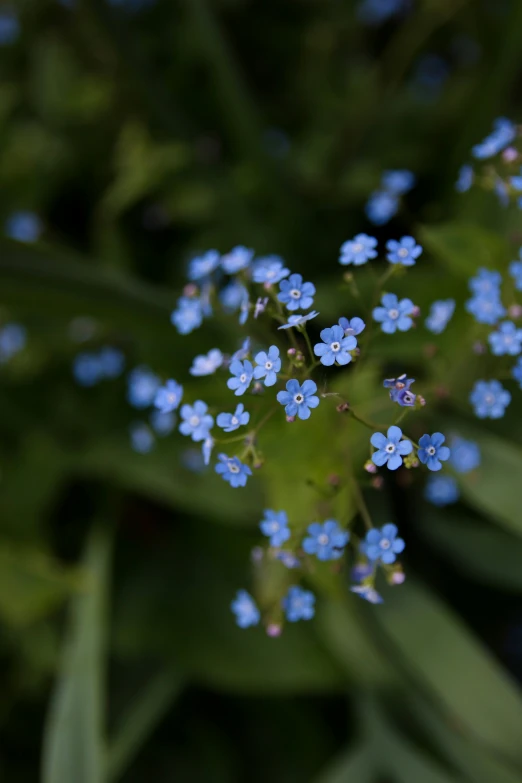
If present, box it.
[287,347,297,356]
[286,415,295,423]
[343,272,354,283]
[391,571,406,585]
[252,382,264,394]
[372,476,384,489]
[364,460,377,474]
[266,623,282,638]
[328,473,340,486]
[417,395,426,407]
[336,402,350,413]
[473,340,486,355]
[253,460,264,469]
[183,283,198,298]
[503,146,518,163]
[411,305,421,318]
[509,304,522,319]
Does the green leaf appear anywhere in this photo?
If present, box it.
[373,580,522,766]
[41,525,112,783]
[314,744,373,783]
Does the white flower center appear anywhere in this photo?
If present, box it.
[294,393,304,404]
[352,242,363,253]
[403,392,415,404]
[167,392,178,404]
[290,289,301,299]
[427,446,436,456]
[240,373,247,383]
[231,416,238,426]
[330,341,341,352]
[270,522,280,532]
[485,393,495,405]
[266,269,275,279]
[189,415,200,427]
[385,443,396,454]
[228,462,240,473]
[388,308,400,319]
[265,361,273,370]
[380,538,391,549]
[398,248,409,258]
[318,534,329,546]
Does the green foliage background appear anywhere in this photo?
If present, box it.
[1,0,522,781]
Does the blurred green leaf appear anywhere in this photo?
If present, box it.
[42,525,112,783]
[419,222,510,278]
[314,744,373,783]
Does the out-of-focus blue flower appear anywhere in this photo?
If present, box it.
[179,400,213,442]
[277,379,320,420]
[381,170,415,195]
[418,432,450,471]
[469,268,502,297]
[260,510,291,547]
[512,356,522,388]
[149,410,176,436]
[494,178,510,208]
[73,353,102,387]
[227,359,254,396]
[221,246,254,274]
[254,297,269,318]
[190,348,223,376]
[98,347,125,378]
[187,250,220,281]
[425,299,455,334]
[253,346,281,386]
[350,585,383,604]
[351,563,374,583]
[357,0,409,26]
[127,366,160,408]
[472,117,516,159]
[302,520,349,561]
[231,589,260,628]
[373,293,415,333]
[278,274,315,312]
[449,437,480,473]
[202,436,214,466]
[5,211,42,242]
[455,165,474,193]
[424,474,459,506]
[386,236,422,267]
[217,403,249,433]
[363,523,405,564]
[282,585,315,622]
[509,255,522,291]
[154,380,183,413]
[171,296,203,335]
[215,453,252,487]
[371,426,412,470]
[470,379,511,419]
[252,255,289,284]
[129,422,154,454]
[278,311,319,329]
[383,375,416,407]
[365,190,399,225]
[488,321,522,356]
[230,337,251,362]
[465,294,506,325]
[220,281,249,315]
[0,9,19,45]
[313,325,357,366]
[339,234,378,266]
[275,551,300,569]
[338,316,366,336]
[412,54,449,97]
[0,323,26,363]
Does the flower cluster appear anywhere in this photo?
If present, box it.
[73,346,125,387]
[365,170,415,225]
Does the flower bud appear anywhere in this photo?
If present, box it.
[328,473,340,486]
[503,146,518,163]
[371,476,384,489]
[266,623,282,638]
[336,402,350,413]
[509,304,522,319]
[411,305,421,318]
[364,460,377,474]
[287,348,297,356]
[391,571,406,585]
[473,340,486,355]
[183,283,198,298]
[286,415,295,423]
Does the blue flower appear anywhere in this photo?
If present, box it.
[73,354,102,387]
[150,410,176,436]
[221,245,254,274]
[425,299,455,334]
[187,250,220,280]
[472,117,516,159]
[231,589,260,628]
[227,359,254,396]
[154,380,183,413]
[465,294,506,325]
[127,366,160,408]
[351,563,374,583]
[468,268,502,297]
[424,475,459,507]
[190,348,224,376]
[0,323,26,363]
[357,0,407,26]
[363,523,405,565]
[5,211,42,242]
[277,379,320,420]
[512,356,522,388]
[219,281,249,313]
[418,432,450,471]
[365,190,399,225]
[202,436,214,466]
[215,453,252,487]
[494,178,509,208]
[373,293,415,333]
[179,400,214,441]
[470,380,511,419]
[383,375,416,407]
[371,426,413,470]
[511,168,522,192]
[339,234,378,266]
[278,273,316,311]
[350,585,383,604]
[488,321,522,356]
[313,325,357,366]
[253,346,281,386]
[171,296,203,335]
[98,347,125,378]
[260,510,291,547]
[278,311,319,329]
[386,236,422,267]
[275,551,300,569]
[282,586,315,622]
[381,169,415,195]
[509,257,522,290]
[217,403,250,432]
[252,255,290,284]
[254,297,269,318]
[338,316,366,336]
[129,422,154,454]
[302,520,349,561]
[239,294,250,325]
[230,337,251,362]
[449,437,480,473]
[0,9,19,45]
[455,164,474,193]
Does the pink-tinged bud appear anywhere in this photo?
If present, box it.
[417,395,426,407]
[509,304,522,319]
[183,283,198,298]
[473,340,486,355]
[250,546,263,563]
[503,146,518,163]
[266,623,282,637]
[253,460,263,469]
[295,352,305,363]
[328,473,340,486]
[252,382,264,394]
[352,347,360,356]
[392,571,406,585]
[286,415,295,423]
[287,348,297,356]
[364,460,377,474]
[263,281,274,291]
[411,305,421,318]
[372,476,384,489]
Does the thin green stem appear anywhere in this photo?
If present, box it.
[301,326,315,362]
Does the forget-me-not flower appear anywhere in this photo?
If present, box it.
[302,520,349,561]
[386,236,422,266]
[466,294,506,325]
[5,211,42,242]
[98,347,125,378]
[0,323,26,363]
[383,375,416,407]
[253,346,281,386]
[450,437,480,473]
[381,169,415,195]
[190,348,224,376]
[231,590,260,628]
[470,380,511,419]
[150,410,176,437]
[350,585,383,604]
[217,403,250,432]
[278,311,319,329]
[365,190,399,225]
[339,234,378,266]
[127,366,160,408]
[424,475,459,506]
[468,268,502,297]
[179,400,214,441]
[363,523,405,564]
[512,356,522,388]
[472,117,516,159]
[314,325,357,366]
[215,453,252,487]
[171,296,203,335]
[260,510,291,547]
[221,246,254,274]
[455,164,474,193]
[371,426,413,470]
[373,293,415,333]
[509,255,522,290]
[73,354,102,387]
[338,316,365,336]
[488,321,522,356]
[278,273,315,311]
[154,380,183,413]
[220,281,249,313]
[277,379,320,420]
[418,432,450,471]
[187,250,220,280]
[252,255,289,284]
[227,359,254,396]
[129,422,154,454]
[425,299,455,334]
[282,586,315,622]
